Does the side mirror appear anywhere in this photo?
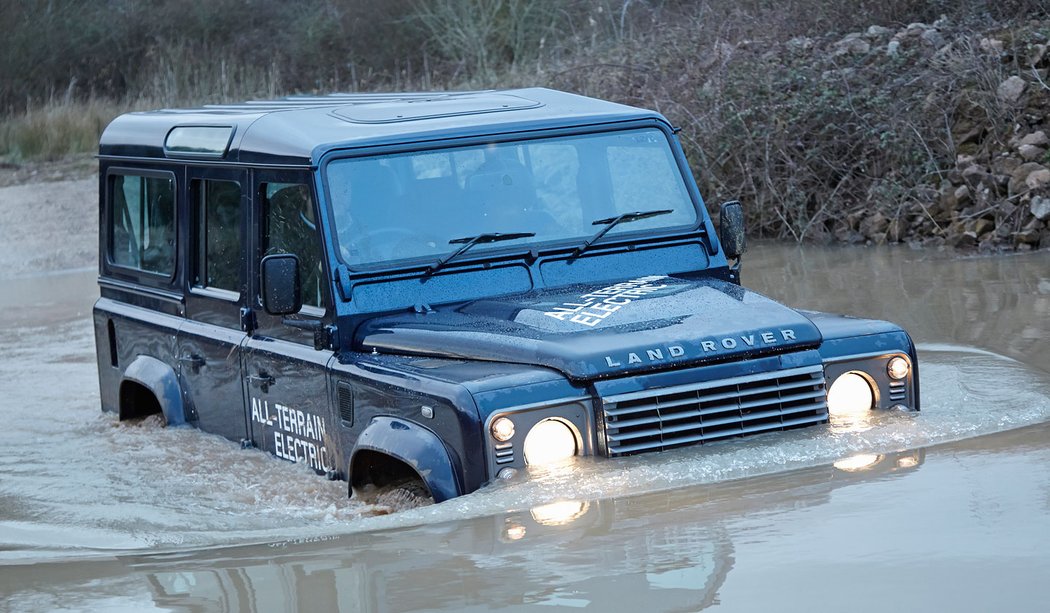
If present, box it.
[261,254,302,316]
[719,201,746,259]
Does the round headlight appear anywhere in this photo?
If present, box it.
[523,419,577,466]
[827,372,874,415]
[491,417,515,442]
[887,356,910,380]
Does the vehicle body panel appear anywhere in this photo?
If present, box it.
[356,275,822,380]
[92,88,920,501]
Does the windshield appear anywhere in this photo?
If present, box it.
[325,128,698,267]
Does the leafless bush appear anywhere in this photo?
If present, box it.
[410,0,557,78]
[542,5,1048,241]
[3,0,1048,249]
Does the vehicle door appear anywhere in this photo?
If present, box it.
[175,168,250,442]
[242,171,338,475]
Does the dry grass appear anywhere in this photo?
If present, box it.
[0,99,121,162]
[0,44,284,163]
[2,0,1047,243]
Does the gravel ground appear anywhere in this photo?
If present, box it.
[0,158,97,278]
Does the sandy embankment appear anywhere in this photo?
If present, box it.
[0,178,97,278]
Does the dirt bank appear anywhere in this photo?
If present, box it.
[0,157,97,278]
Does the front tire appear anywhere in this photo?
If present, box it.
[359,478,435,511]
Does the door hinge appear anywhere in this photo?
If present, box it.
[240,307,257,333]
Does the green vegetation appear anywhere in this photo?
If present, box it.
[2,0,1048,246]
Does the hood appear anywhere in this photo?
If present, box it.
[355,274,821,380]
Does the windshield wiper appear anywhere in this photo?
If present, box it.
[426,232,536,275]
[573,209,673,257]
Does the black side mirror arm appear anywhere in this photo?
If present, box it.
[718,201,746,283]
[282,319,337,351]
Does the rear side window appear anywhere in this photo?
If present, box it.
[193,179,242,292]
[109,173,176,275]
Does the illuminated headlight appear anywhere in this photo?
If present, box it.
[827,372,874,416]
[491,417,515,442]
[523,418,577,466]
[887,356,910,380]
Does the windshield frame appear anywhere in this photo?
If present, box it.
[319,121,706,273]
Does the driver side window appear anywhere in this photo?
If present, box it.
[261,182,325,310]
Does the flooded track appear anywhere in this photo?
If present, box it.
[4,424,1049,612]
[1,243,1048,611]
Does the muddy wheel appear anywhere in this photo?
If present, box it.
[373,479,435,510]
[120,412,167,428]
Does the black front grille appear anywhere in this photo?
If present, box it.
[494,442,515,465]
[888,380,907,402]
[601,364,828,456]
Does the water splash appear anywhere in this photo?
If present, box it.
[1,321,1048,560]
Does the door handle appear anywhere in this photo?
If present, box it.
[178,354,206,373]
[247,372,276,392]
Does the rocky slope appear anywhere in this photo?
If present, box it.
[821,21,1050,250]
[551,16,1050,251]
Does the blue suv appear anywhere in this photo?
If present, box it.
[94,88,919,502]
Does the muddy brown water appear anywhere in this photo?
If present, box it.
[0,243,1048,612]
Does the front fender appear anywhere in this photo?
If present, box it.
[352,416,461,502]
[121,355,186,426]
[804,310,920,411]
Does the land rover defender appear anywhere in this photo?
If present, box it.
[93,88,919,502]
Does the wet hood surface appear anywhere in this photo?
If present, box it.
[355,275,821,379]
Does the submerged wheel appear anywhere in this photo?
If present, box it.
[372,479,435,510]
[121,412,167,428]
[118,381,165,424]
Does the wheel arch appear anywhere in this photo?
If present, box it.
[120,355,186,426]
[350,416,461,503]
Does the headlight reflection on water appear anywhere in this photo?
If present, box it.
[833,453,883,472]
[896,455,920,468]
[530,500,591,526]
[499,500,590,541]
[503,522,527,541]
